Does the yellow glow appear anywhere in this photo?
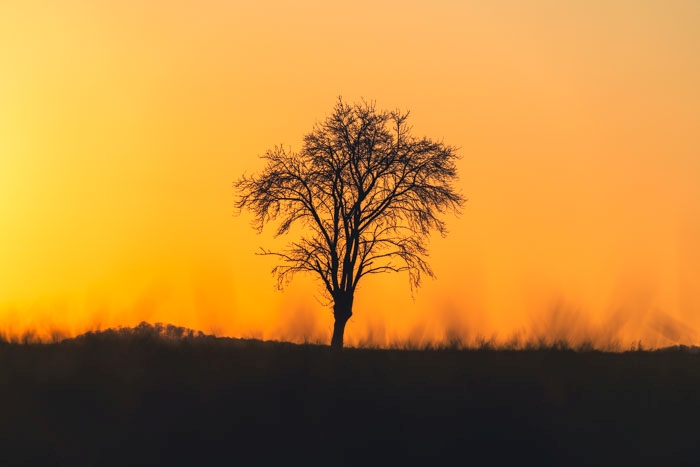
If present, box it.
[1,1,699,347]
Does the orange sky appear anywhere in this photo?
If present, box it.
[1,1,699,347]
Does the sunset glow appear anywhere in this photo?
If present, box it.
[2,1,699,348]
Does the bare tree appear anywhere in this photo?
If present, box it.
[234,98,465,349]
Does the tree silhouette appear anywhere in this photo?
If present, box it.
[234,98,465,349]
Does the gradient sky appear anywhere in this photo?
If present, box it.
[1,1,699,347]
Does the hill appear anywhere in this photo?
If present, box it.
[1,322,699,466]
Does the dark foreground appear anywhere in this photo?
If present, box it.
[1,323,699,466]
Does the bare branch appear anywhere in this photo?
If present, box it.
[234,97,465,308]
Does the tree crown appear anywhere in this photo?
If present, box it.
[234,98,465,299]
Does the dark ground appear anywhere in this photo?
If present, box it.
[1,322,699,466]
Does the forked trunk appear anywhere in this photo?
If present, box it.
[330,294,353,349]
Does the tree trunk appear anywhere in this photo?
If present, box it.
[330,294,353,349]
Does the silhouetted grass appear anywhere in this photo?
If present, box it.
[1,322,699,466]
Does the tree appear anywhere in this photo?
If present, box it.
[234,98,465,349]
